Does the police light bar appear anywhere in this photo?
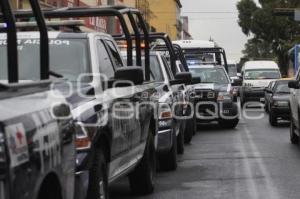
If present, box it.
[0,20,85,29]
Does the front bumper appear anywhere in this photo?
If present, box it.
[270,106,290,119]
[242,87,265,102]
[195,100,239,122]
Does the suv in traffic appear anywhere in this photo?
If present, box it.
[189,65,239,128]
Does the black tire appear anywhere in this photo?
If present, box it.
[184,112,196,144]
[129,133,155,195]
[264,102,269,113]
[269,110,277,126]
[87,148,109,199]
[240,98,246,109]
[290,118,299,144]
[219,118,239,129]
[159,129,177,171]
[177,122,185,154]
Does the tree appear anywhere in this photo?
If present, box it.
[237,0,300,75]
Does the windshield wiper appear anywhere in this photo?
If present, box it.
[49,70,64,78]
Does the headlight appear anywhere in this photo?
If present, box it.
[217,92,232,101]
[273,101,289,107]
[158,103,172,119]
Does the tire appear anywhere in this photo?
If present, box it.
[290,118,299,144]
[264,102,269,113]
[159,129,177,171]
[129,132,155,195]
[269,110,277,126]
[184,110,196,144]
[87,148,109,199]
[219,118,239,129]
[177,122,185,154]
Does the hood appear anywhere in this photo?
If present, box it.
[193,83,231,92]
[244,79,276,88]
[272,93,290,101]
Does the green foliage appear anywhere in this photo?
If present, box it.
[237,0,300,74]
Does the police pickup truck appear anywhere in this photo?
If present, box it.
[188,65,239,128]
[0,0,76,199]
[147,51,190,171]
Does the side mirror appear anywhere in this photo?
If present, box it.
[174,72,192,85]
[288,80,300,89]
[115,66,144,86]
[191,77,201,85]
[232,79,242,87]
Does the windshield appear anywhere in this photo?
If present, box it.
[228,64,237,77]
[274,82,290,94]
[185,53,215,66]
[244,69,281,80]
[188,67,229,84]
[0,38,90,82]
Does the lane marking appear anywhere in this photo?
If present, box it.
[243,126,280,199]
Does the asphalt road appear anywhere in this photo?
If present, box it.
[110,106,300,199]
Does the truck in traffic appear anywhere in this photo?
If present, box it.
[0,1,76,199]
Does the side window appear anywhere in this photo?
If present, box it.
[103,40,124,68]
[161,56,174,80]
[96,40,115,80]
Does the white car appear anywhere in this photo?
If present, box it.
[240,61,281,106]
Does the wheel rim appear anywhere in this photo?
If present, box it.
[99,180,105,199]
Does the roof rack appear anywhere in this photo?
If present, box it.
[0,20,85,29]
[4,6,151,81]
[0,0,49,83]
[114,32,178,75]
[182,47,229,72]
[151,43,189,72]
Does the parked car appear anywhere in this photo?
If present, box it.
[267,80,291,126]
[14,6,162,198]
[0,1,76,199]
[188,65,239,128]
[240,61,281,106]
[149,51,189,171]
[288,76,300,144]
[264,81,276,112]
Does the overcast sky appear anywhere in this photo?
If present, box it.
[181,0,259,61]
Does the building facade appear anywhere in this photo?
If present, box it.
[147,0,182,40]
[181,16,192,40]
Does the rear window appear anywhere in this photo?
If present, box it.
[0,38,91,82]
[244,69,281,80]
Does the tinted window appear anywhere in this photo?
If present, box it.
[244,69,281,80]
[104,40,124,68]
[0,39,90,82]
[188,67,229,84]
[274,82,290,93]
[97,40,114,79]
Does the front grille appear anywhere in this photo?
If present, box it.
[195,90,217,101]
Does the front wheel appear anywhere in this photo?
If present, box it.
[269,110,277,126]
[159,129,177,171]
[290,119,299,144]
[129,132,155,195]
[177,123,185,154]
[87,148,109,199]
[184,113,196,144]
